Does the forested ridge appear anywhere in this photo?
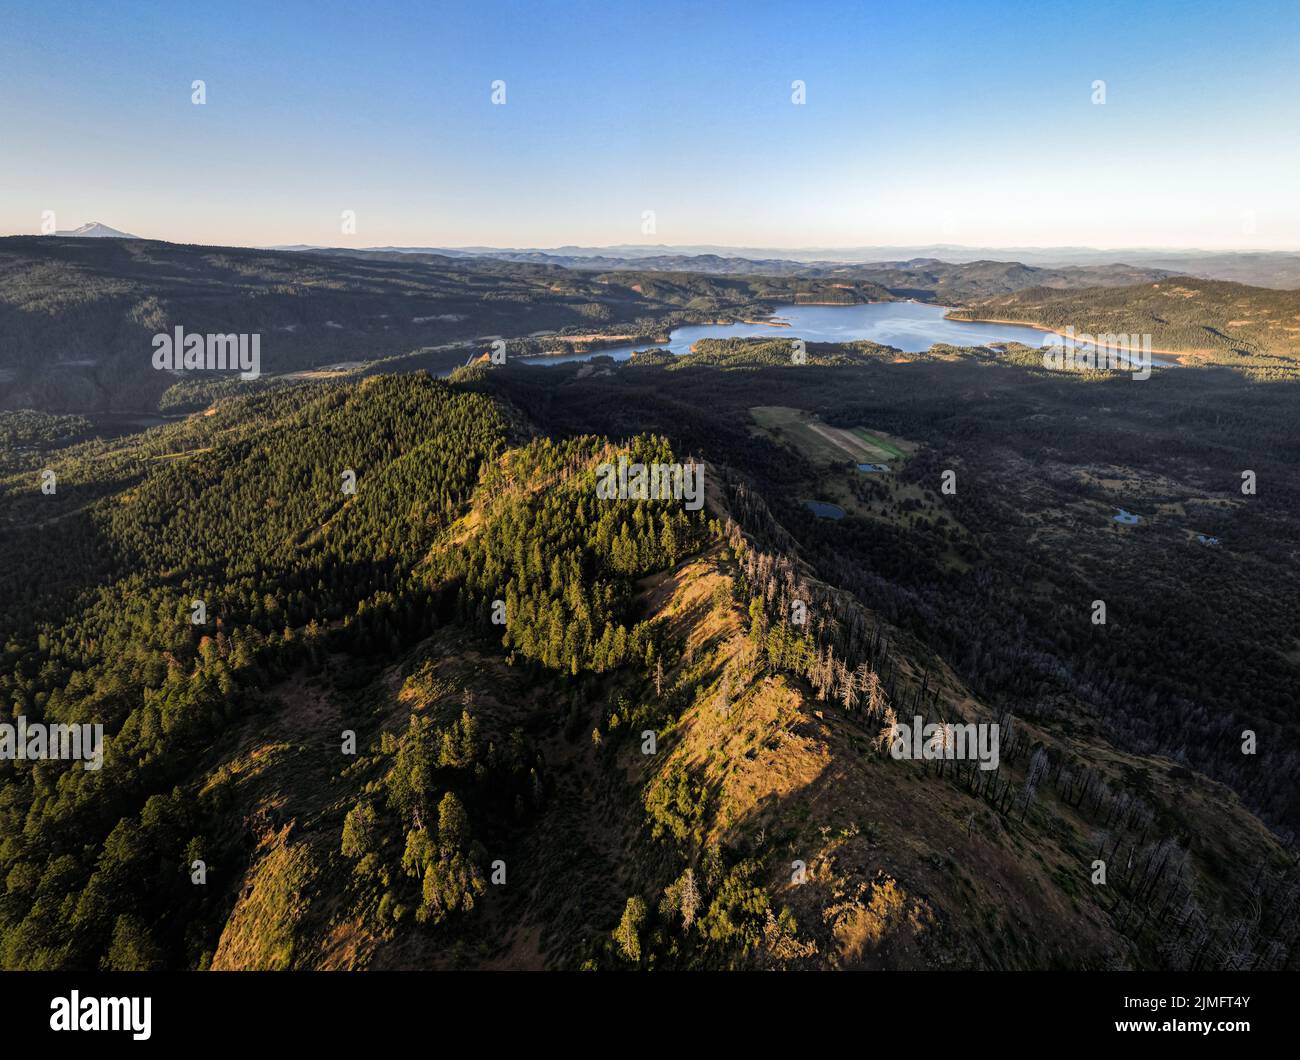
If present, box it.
[0,375,512,967]
[0,371,724,968]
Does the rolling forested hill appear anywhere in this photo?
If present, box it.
[949,278,1300,378]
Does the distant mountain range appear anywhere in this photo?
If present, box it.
[40,228,1300,288]
[272,242,1300,289]
[299,245,1174,300]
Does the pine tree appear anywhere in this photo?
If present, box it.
[613,896,647,962]
[679,868,700,931]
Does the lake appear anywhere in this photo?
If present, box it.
[804,500,847,520]
[521,301,1099,366]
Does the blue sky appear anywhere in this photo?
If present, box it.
[2,0,1298,248]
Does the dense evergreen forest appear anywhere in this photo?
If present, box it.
[0,376,508,966]
[0,372,725,968]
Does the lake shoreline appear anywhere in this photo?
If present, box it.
[520,301,1079,367]
[517,297,917,362]
[944,312,1201,363]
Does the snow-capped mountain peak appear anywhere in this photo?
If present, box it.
[53,221,139,238]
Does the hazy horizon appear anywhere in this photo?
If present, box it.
[16,228,1300,257]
